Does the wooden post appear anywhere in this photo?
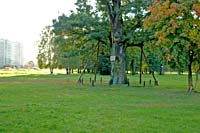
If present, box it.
[92,80,95,87]
[139,46,143,84]
[81,78,84,85]
[90,77,92,83]
[155,80,158,86]
[143,81,146,87]
[127,78,130,86]
[149,80,151,85]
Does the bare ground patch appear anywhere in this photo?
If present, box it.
[0,79,77,85]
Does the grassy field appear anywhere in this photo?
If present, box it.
[0,70,200,132]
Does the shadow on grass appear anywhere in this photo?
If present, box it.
[0,73,195,91]
[0,73,68,79]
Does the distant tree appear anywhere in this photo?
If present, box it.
[37,26,61,74]
[144,0,200,92]
[24,61,35,69]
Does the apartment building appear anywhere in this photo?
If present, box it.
[0,39,23,68]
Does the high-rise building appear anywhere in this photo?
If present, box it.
[0,39,23,68]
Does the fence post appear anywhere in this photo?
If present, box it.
[81,78,84,85]
[155,80,158,86]
[92,80,95,87]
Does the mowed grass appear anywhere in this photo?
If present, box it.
[0,72,200,132]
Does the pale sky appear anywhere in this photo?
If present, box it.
[0,0,76,63]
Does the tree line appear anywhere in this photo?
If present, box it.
[37,0,200,92]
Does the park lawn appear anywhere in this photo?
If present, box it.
[0,73,200,132]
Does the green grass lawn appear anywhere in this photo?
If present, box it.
[0,72,200,132]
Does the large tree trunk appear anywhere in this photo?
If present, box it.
[106,0,127,84]
[110,28,126,84]
[188,50,194,92]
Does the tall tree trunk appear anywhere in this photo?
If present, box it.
[66,67,69,75]
[50,67,53,74]
[139,46,143,84]
[195,68,200,91]
[106,0,127,84]
[188,50,194,92]
[94,41,100,82]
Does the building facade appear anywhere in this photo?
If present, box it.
[0,39,23,68]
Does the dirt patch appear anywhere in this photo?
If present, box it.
[0,79,77,85]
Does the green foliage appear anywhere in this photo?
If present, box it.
[144,0,200,90]
[52,0,111,70]
[37,26,62,73]
[144,0,200,62]
[52,0,156,73]
[37,0,198,84]
[98,54,111,75]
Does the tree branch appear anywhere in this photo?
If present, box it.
[105,0,113,22]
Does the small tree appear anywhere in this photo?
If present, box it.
[24,61,35,69]
[37,26,61,74]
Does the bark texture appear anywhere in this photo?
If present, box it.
[195,68,199,91]
[105,0,127,84]
[188,50,194,92]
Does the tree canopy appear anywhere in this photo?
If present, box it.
[37,26,62,74]
[144,0,200,91]
[37,0,200,90]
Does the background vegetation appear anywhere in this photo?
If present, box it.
[37,0,199,90]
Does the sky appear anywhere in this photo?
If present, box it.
[0,0,76,63]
